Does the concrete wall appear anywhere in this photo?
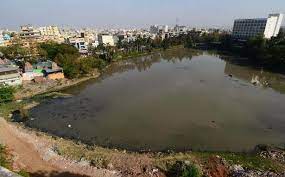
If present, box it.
[47,72,65,80]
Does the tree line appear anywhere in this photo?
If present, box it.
[183,30,285,72]
[1,30,285,80]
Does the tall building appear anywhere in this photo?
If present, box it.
[232,13,284,39]
[19,25,41,40]
[39,26,61,37]
[98,34,115,46]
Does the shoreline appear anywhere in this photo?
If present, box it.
[1,117,285,177]
[14,73,101,100]
[1,47,285,176]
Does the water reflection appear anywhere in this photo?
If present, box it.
[224,60,285,94]
[104,48,202,76]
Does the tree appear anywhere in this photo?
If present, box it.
[244,35,267,61]
[39,42,79,60]
[220,34,233,50]
[0,44,28,59]
[0,86,15,103]
[184,36,194,48]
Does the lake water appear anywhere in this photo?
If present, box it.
[27,48,285,152]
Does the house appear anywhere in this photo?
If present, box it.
[0,65,22,86]
[22,61,64,81]
[22,62,44,81]
[35,61,64,80]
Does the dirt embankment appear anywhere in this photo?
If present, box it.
[0,118,120,177]
[15,73,100,100]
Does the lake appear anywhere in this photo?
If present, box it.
[27,48,285,152]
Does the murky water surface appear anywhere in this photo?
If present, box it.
[27,49,285,152]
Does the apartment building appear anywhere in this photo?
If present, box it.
[150,25,169,34]
[67,37,88,54]
[98,34,115,46]
[19,25,41,40]
[232,14,284,39]
[38,26,61,37]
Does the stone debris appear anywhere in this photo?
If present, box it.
[259,150,285,164]
[0,166,21,177]
[230,168,285,177]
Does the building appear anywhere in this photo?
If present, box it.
[150,25,169,34]
[67,37,88,54]
[174,25,188,34]
[39,26,61,37]
[19,25,41,40]
[0,31,4,46]
[36,61,65,80]
[38,26,63,43]
[22,61,64,81]
[0,31,11,47]
[98,34,115,46]
[19,25,42,51]
[232,13,284,39]
[0,65,22,86]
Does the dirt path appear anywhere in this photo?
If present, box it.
[0,118,120,177]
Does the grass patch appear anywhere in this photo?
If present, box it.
[0,144,30,177]
[0,144,12,169]
[155,151,285,175]
[0,92,70,121]
[0,101,24,120]
[154,153,194,172]
[17,170,30,177]
[53,139,114,168]
[192,151,285,173]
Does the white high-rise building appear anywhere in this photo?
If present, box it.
[232,13,284,39]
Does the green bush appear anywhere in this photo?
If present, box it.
[79,57,107,72]
[18,170,30,177]
[0,86,15,103]
[166,161,201,177]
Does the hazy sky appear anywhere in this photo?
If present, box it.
[1,0,285,30]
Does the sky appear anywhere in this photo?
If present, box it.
[1,0,285,30]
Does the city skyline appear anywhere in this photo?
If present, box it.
[1,0,285,30]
